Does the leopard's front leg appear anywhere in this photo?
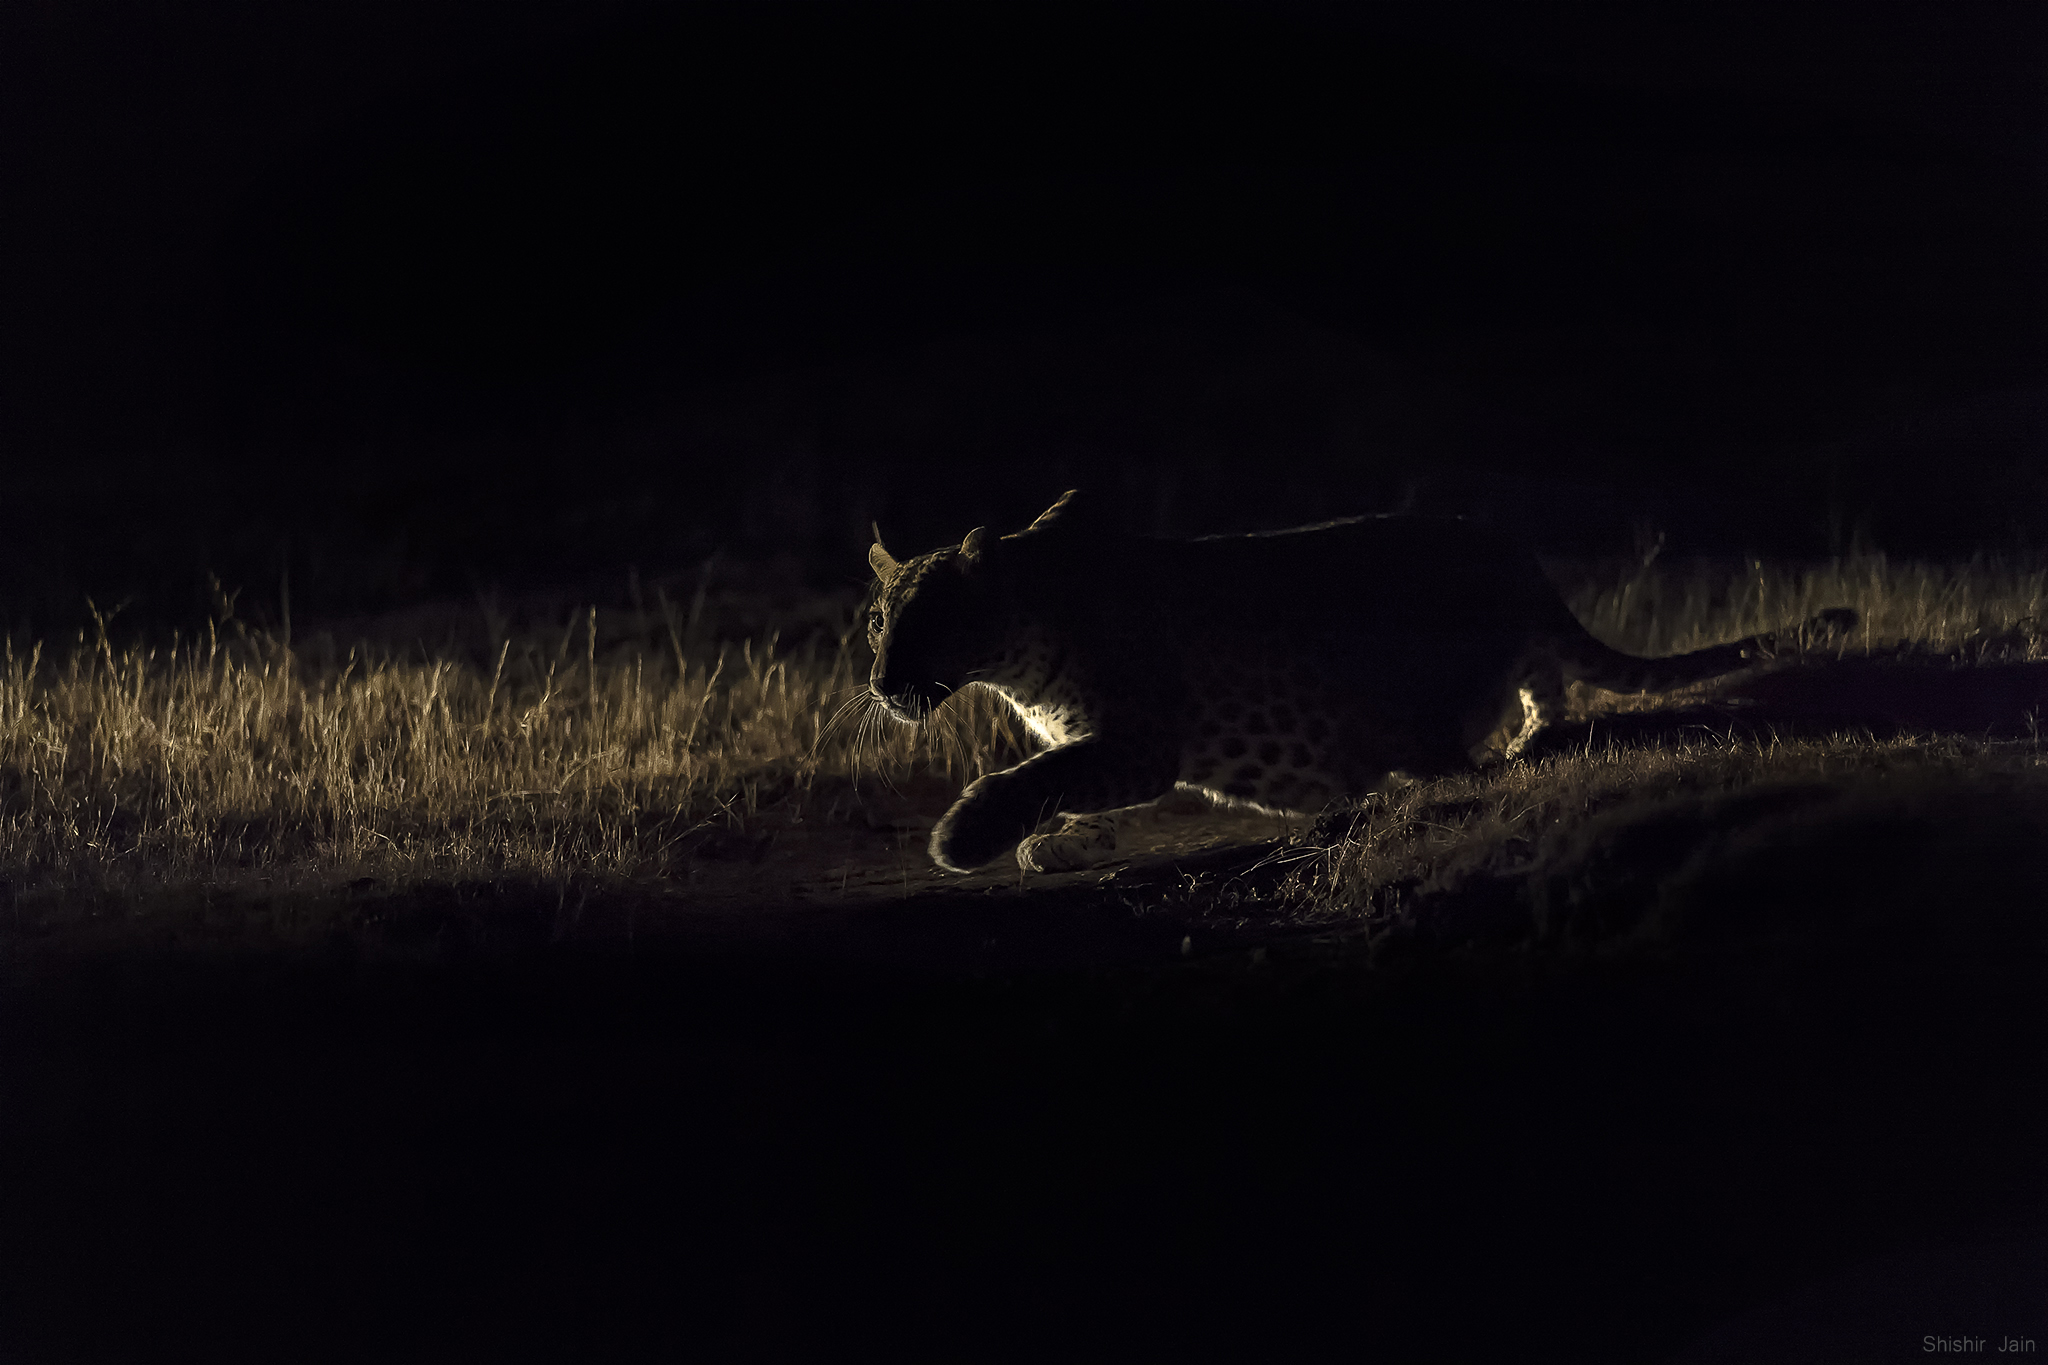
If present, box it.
[930,738,1177,873]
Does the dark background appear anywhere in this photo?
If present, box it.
[4,10,2048,1358]
[5,0,2048,630]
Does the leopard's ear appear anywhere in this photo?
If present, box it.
[1021,489,1083,535]
[960,526,987,562]
[868,535,900,583]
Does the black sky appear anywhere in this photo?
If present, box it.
[3,0,2047,611]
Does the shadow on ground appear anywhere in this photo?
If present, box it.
[3,780,2044,1364]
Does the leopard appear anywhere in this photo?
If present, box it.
[865,489,1858,875]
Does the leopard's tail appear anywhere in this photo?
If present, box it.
[1558,607,1859,696]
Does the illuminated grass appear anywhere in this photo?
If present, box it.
[0,549,2040,921]
[0,602,1028,913]
[1560,547,2047,660]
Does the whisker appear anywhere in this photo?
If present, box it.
[813,689,871,758]
[858,694,904,796]
[852,698,878,793]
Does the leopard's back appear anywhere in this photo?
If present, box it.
[1121,516,1580,809]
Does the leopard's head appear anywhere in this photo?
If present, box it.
[865,525,999,723]
[865,491,1087,723]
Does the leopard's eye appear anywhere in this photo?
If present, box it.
[867,608,885,634]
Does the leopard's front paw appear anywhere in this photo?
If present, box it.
[928,787,1023,873]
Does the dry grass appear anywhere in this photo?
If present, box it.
[1560,546,2046,659]
[0,549,2042,924]
[0,598,1029,917]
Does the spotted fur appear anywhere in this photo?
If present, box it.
[867,490,1857,874]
